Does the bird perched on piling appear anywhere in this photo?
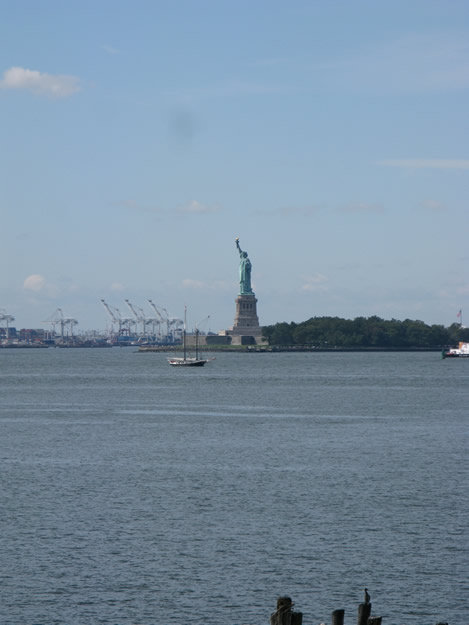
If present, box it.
[364,588,371,604]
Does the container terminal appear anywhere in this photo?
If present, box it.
[0,300,187,348]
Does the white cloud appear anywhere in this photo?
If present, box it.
[327,33,469,93]
[102,44,119,55]
[117,199,162,214]
[301,274,329,292]
[339,202,384,213]
[110,282,124,291]
[182,279,206,289]
[420,199,446,212]
[116,199,216,214]
[250,57,289,68]
[0,66,81,97]
[119,199,139,210]
[23,274,46,292]
[379,159,469,170]
[182,279,233,291]
[165,80,283,100]
[178,200,221,214]
[277,205,322,217]
[23,274,60,298]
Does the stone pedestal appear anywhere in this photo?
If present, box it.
[226,294,263,344]
[233,294,260,330]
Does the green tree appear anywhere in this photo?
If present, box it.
[268,322,296,345]
[264,315,456,348]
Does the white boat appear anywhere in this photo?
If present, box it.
[168,308,210,367]
[442,342,469,358]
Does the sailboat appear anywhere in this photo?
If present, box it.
[168,307,209,367]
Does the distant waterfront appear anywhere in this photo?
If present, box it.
[138,344,444,353]
[3,313,467,351]
[0,342,445,352]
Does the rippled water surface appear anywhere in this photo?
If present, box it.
[1,349,467,625]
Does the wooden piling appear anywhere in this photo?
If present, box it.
[331,608,345,625]
[270,596,302,625]
[291,613,302,625]
[357,602,371,625]
[367,618,382,625]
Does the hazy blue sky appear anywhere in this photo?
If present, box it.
[1,0,468,332]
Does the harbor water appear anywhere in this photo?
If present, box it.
[1,349,467,625]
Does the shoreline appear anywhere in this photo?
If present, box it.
[0,343,446,352]
[138,345,444,353]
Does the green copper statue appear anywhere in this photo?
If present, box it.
[235,237,254,295]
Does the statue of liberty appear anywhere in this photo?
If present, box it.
[235,237,254,295]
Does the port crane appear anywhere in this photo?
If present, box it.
[148,300,183,343]
[0,310,15,341]
[125,299,143,334]
[125,299,156,339]
[42,308,78,340]
[148,300,168,341]
[101,299,135,337]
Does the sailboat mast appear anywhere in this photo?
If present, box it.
[183,305,187,360]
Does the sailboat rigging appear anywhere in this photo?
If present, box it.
[167,308,211,367]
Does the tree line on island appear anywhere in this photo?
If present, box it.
[262,316,469,348]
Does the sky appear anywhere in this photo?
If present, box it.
[1,0,469,333]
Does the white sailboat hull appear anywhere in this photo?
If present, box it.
[168,357,207,367]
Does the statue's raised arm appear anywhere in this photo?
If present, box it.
[235,237,254,295]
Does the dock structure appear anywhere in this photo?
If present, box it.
[266,594,448,625]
